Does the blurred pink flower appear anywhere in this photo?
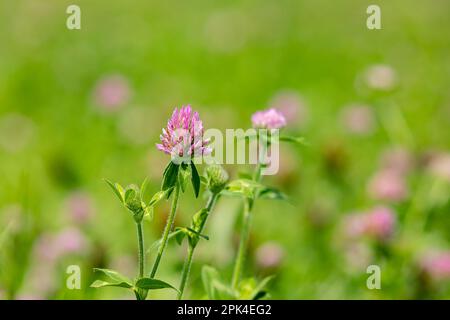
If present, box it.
[420,251,450,281]
[255,242,285,269]
[54,227,88,256]
[366,206,396,240]
[251,108,287,129]
[65,191,93,225]
[345,206,396,241]
[340,104,375,135]
[93,75,131,111]
[380,147,414,177]
[426,152,450,182]
[156,105,211,158]
[269,91,307,127]
[368,169,408,202]
[364,64,397,91]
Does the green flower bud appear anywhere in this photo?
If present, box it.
[124,185,144,222]
[205,165,229,194]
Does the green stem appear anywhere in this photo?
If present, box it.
[178,193,218,299]
[150,181,181,278]
[178,245,194,299]
[136,222,145,277]
[231,140,266,289]
[231,199,251,289]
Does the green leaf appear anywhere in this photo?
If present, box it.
[124,188,136,203]
[225,179,263,199]
[135,278,178,292]
[148,188,172,207]
[91,268,133,289]
[174,227,187,245]
[140,178,148,199]
[213,281,236,300]
[279,135,308,146]
[200,176,208,185]
[202,265,221,299]
[190,162,201,198]
[258,187,289,201]
[178,167,190,193]
[143,205,154,221]
[90,280,132,289]
[250,276,274,300]
[253,290,269,300]
[105,179,124,203]
[93,268,133,287]
[191,208,209,232]
[161,161,179,196]
[201,266,236,300]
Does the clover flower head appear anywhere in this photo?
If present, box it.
[251,108,287,129]
[156,105,211,159]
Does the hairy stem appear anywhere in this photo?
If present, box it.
[150,182,181,278]
[178,194,218,299]
[231,140,266,289]
[137,222,145,277]
[177,245,194,299]
[231,199,251,289]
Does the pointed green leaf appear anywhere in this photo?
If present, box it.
[200,176,208,185]
[190,162,201,198]
[124,188,136,203]
[191,208,209,232]
[257,187,289,201]
[179,168,190,193]
[225,179,263,199]
[148,188,172,207]
[140,178,148,199]
[105,179,124,203]
[90,280,132,289]
[202,265,221,300]
[175,228,187,245]
[279,135,308,146]
[135,278,178,292]
[201,266,235,299]
[162,161,179,195]
[251,276,274,300]
[93,268,133,287]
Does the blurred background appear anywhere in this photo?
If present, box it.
[0,0,449,299]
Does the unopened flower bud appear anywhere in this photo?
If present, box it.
[205,165,229,194]
[124,185,144,221]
